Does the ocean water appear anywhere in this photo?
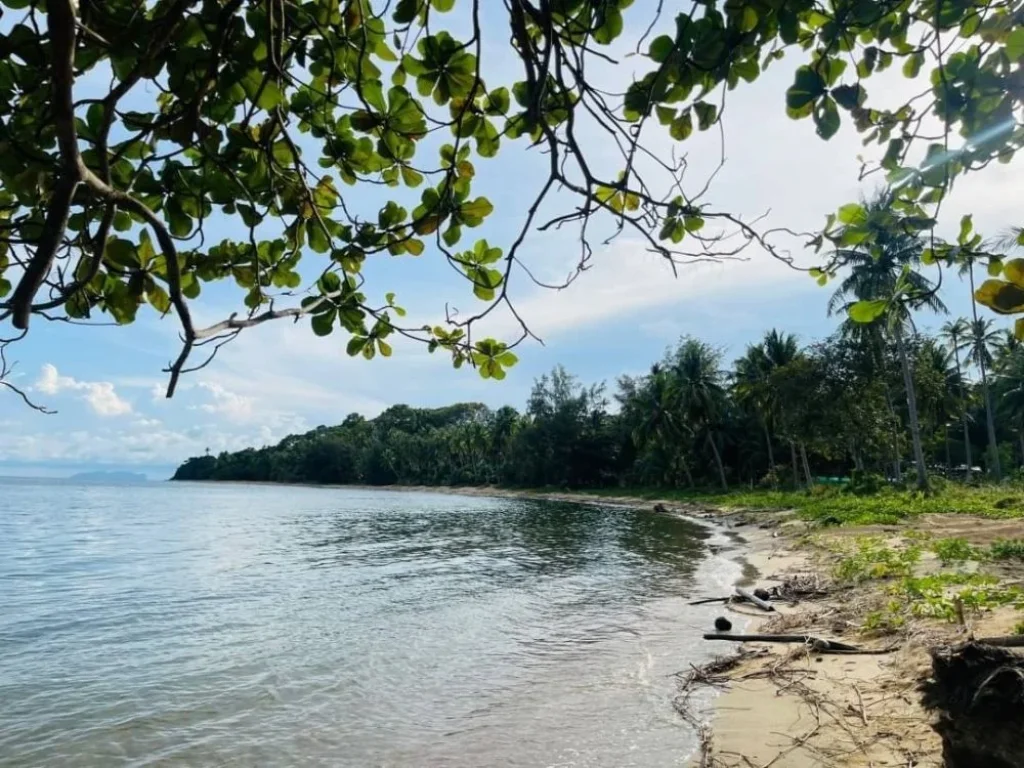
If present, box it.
[0,479,742,767]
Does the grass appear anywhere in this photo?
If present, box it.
[579,483,1024,526]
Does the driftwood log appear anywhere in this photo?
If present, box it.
[735,586,774,612]
[703,633,894,654]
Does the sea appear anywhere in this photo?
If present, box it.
[0,478,743,767]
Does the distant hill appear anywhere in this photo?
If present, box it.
[69,471,149,484]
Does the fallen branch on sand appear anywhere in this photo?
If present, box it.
[702,633,897,654]
[735,586,774,612]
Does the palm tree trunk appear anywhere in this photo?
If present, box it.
[883,387,903,482]
[895,325,929,491]
[762,420,776,473]
[944,424,951,471]
[790,441,800,488]
[679,453,695,489]
[980,364,1001,480]
[1018,423,1024,470]
[800,442,813,486]
[969,266,1002,480]
[952,344,972,481]
[707,433,728,490]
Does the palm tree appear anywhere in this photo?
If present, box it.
[629,365,695,487]
[667,338,729,490]
[997,348,1024,469]
[965,317,1004,479]
[956,249,1004,480]
[939,318,974,480]
[733,330,800,479]
[827,195,947,490]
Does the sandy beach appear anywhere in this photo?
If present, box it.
[672,505,1024,768]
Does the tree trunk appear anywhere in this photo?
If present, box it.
[1019,425,1024,470]
[707,433,728,491]
[679,453,695,489]
[790,441,800,488]
[945,424,951,471]
[952,343,972,482]
[980,364,1001,480]
[895,325,930,492]
[883,387,902,482]
[762,419,776,473]
[969,266,1002,480]
[800,442,813,487]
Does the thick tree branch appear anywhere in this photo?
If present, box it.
[9,0,81,330]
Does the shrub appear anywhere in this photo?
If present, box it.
[932,538,978,565]
[989,539,1024,560]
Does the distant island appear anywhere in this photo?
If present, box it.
[70,471,149,484]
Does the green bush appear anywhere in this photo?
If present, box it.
[932,538,978,565]
[989,539,1024,560]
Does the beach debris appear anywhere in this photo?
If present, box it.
[735,586,775,612]
[714,616,732,632]
[922,640,1024,768]
[702,633,896,654]
[753,587,772,601]
[653,503,669,514]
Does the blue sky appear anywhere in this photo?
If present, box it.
[1,3,1020,478]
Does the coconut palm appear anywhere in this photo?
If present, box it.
[955,250,1004,479]
[997,348,1024,468]
[733,330,800,478]
[667,338,729,490]
[964,317,1005,478]
[939,318,975,479]
[628,365,695,487]
[827,195,947,490]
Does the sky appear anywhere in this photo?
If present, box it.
[2,2,1022,479]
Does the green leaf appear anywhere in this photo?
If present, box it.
[848,299,888,324]
[648,35,675,63]
[669,111,693,141]
[813,96,840,139]
[311,310,335,337]
[830,84,864,110]
[786,66,826,114]
[1007,28,1024,61]
[902,52,923,78]
[346,336,368,356]
[460,196,493,224]
[837,203,867,225]
[976,279,1024,314]
[988,258,1004,277]
[378,339,393,357]
[1003,258,1024,287]
[694,102,718,131]
[739,6,758,32]
[957,214,973,245]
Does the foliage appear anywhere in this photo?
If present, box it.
[988,539,1024,561]
[2,0,1023,399]
[932,538,979,565]
[831,537,920,584]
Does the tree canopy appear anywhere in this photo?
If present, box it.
[1,0,1023,404]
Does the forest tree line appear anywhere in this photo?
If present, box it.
[172,324,1024,491]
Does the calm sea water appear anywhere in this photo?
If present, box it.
[0,479,742,767]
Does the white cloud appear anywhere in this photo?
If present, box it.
[193,381,255,422]
[35,364,133,417]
